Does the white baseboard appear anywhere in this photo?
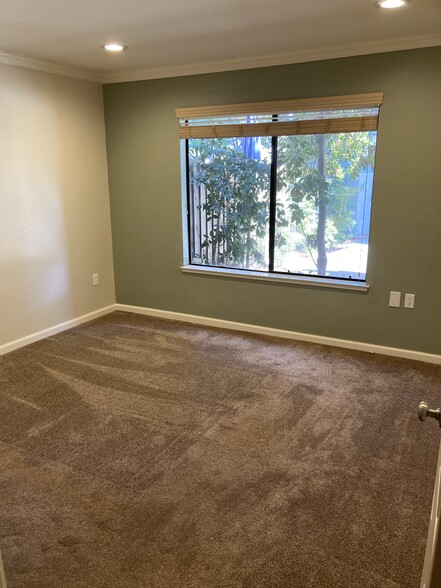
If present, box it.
[2,302,439,365]
[115,303,441,365]
[0,304,117,356]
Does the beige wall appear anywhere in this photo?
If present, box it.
[0,64,115,347]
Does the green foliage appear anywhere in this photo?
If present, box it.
[277,132,376,268]
[189,138,271,269]
[189,130,376,273]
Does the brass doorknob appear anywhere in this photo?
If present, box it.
[418,401,441,427]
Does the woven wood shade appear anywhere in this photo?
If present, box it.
[176,93,383,119]
[179,116,378,139]
[177,93,382,139]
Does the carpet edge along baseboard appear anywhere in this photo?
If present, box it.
[1,302,440,366]
[116,304,441,365]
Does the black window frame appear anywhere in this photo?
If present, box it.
[184,130,377,284]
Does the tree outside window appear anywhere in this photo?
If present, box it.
[187,129,377,282]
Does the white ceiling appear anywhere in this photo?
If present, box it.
[0,0,440,83]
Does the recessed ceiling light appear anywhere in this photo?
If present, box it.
[102,43,127,52]
[376,0,408,8]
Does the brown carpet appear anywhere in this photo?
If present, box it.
[0,311,440,587]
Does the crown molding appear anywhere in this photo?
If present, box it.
[1,33,440,86]
[0,50,101,83]
[101,33,441,84]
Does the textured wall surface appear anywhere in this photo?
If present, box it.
[103,47,441,354]
[0,64,115,346]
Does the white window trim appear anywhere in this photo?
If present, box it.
[181,264,369,292]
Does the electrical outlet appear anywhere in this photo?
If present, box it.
[404,293,415,309]
[92,273,99,286]
[389,291,401,308]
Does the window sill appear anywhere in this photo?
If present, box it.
[180,265,369,292]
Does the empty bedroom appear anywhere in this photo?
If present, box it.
[0,1,441,587]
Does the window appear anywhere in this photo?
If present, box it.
[177,93,382,283]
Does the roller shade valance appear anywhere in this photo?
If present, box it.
[176,92,383,139]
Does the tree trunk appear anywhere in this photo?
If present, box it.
[245,227,251,269]
[213,216,220,264]
[316,135,327,275]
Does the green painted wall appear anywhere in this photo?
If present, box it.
[103,47,441,354]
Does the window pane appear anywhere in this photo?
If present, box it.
[274,132,377,281]
[188,137,271,271]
